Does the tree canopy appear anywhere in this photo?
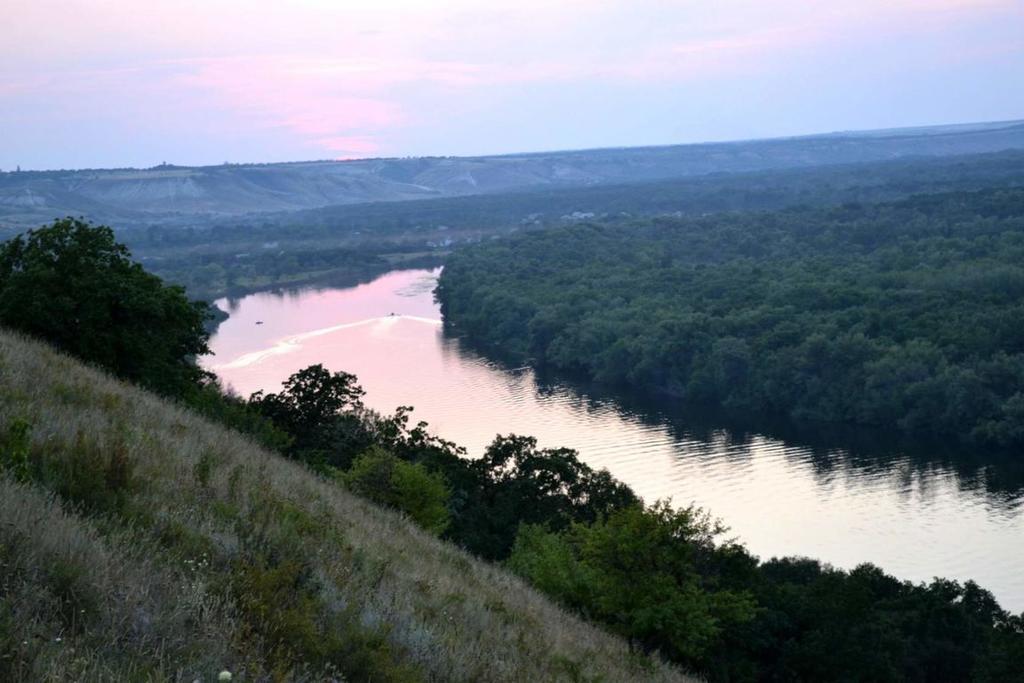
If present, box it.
[437,188,1024,446]
[249,363,366,459]
[0,218,211,395]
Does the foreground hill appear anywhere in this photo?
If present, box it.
[2,119,1023,229]
[0,329,690,682]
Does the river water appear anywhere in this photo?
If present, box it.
[203,267,1024,611]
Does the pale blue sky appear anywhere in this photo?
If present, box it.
[2,0,1022,169]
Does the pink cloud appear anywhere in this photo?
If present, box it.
[168,56,408,154]
[163,55,590,154]
[3,0,1020,164]
[316,136,381,158]
[275,103,401,137]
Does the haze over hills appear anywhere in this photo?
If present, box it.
[2,119,1023,229]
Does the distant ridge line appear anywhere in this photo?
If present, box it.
[4,118,1023,175]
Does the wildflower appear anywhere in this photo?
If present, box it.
[218,671,232,682]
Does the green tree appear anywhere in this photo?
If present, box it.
[341,446,451,534]
[509,501,756,662]
[250,364,365,460]
[0,218,211,395]
[453,434,639,560]
[436,188,1024,446]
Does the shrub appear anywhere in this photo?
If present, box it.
[250,364,364,461]
[451,435,639,560]
[183,381,292,453]
[0,417,31,481]
[232,558,424,682]
[45,556,100,632]
[509,502,757,662]
[341,447,451,535]
[3,419,135,516]
[35,429,136,516]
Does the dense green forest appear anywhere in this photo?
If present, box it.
[3,219,1023,681]
[437,188,1024,446]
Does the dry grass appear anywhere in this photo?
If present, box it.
[0,329,694,682]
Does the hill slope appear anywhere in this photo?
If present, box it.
[2,119,1023,228]
[0,329,690,682]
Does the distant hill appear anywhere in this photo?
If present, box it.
[2,119,1023,229]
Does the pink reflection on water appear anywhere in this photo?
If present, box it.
[205,268,442,396]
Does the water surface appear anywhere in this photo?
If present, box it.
[205,268,1024,611]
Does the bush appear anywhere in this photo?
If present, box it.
[232,558,424,682]
[183,380,292,453]
[0,417,31,481]
[250,364,364,462]
[4,417,136,516]
[450,435,639,560]
[509,502,756,662]
[341,447,451,535]
[26,428,137,516]
[510,501,1024,682]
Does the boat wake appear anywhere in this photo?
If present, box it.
[214,315,442,370]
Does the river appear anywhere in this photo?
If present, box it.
[203,267,1024,611]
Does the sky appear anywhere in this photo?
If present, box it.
[1,0,1023,170]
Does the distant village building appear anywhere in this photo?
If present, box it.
[562,211,596,221]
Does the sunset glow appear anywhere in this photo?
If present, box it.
[2,0,1022,168]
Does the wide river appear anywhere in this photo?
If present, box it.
[204,267,1024,611]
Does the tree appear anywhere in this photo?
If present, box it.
[250,364,365,460]
[436,188,1024,446]
[509,501,756,662]
[0,218,211,395]
[451,434,639,560]
[341,446,451,534]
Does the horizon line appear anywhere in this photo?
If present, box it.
[5,116,1022,175]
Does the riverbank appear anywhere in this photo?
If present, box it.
[436,188,1024,448]
[204,267,1024,612]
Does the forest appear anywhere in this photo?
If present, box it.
[436,187,1024,446]
[81,150,1023,301]
[2,218,1023,681]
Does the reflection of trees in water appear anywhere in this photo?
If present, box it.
[220,263,445,309]
[442,327,1024,508]
[393,268,443,298]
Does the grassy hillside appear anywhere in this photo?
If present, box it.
[0,329,690,682]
